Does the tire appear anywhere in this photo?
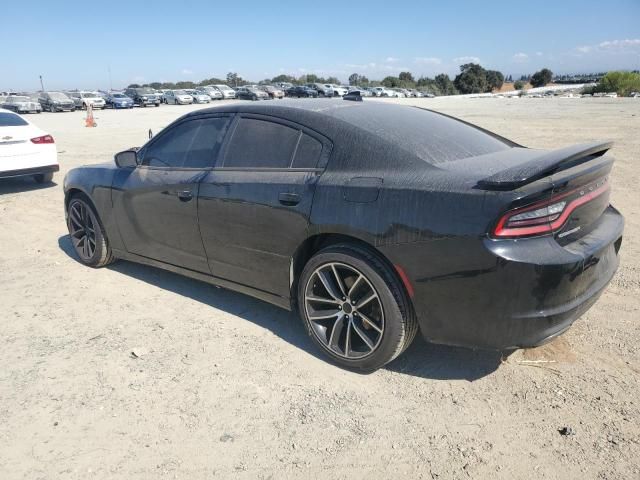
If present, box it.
[66,194,116,268]
[33,172,54,183]
[298,243,418,371]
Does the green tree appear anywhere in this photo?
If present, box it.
[599,71,640,96]
[513,80,525,90]
[381,76,400,88]
[398,71,415,83]
[434,73,457,95]
[325,76,341,85]
[486,70,505,91]
[348,73,361,85]
[454,63,488,94]
[271,74,297,84]
[530,68,553,88]
[227,72,245,87]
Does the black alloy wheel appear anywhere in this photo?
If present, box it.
[298,244,418,371]
[67,195,115,267]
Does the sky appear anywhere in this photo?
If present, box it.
[2,0,639,91]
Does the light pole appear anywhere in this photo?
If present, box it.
[39,75,45,92]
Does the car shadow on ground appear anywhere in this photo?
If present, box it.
[0,177,57,195]
[58,234,505,381]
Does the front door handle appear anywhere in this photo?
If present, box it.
[177,190,193,202]
[278,192,300,206]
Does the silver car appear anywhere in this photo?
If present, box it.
[1,95,42,114]
[199,86,224,100]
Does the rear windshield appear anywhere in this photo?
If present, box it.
[329,103,511,164]
[0,112,28,126]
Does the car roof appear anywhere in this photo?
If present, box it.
[185,99,513,166]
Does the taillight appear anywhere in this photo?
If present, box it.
[493,180,609,238]
[31,135,55,144]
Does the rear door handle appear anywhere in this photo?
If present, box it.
[177,190,193,202]
[278,192,300,206]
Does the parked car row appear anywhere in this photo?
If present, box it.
[0,82,436,115]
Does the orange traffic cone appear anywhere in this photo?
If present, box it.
[85,104,97,127]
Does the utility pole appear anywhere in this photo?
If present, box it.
[108,65,113,91]
[39,75,45,92]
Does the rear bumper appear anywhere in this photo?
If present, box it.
[0,164,59,179]
[385,206,624,350]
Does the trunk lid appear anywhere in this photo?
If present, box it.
[440,142,614,241]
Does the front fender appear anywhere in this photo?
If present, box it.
[63,165,124,251]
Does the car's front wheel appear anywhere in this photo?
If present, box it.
[298,244,418,371]
[67,194,115,268]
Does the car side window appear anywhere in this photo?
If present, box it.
[140,117,231,169]
[292,133,323,168]
[222,118,300,169]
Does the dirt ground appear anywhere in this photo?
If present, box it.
[1,97,638,480]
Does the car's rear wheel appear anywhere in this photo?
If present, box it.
[298,244,418,371]
[67,194,115,268]
[34,172,53,183]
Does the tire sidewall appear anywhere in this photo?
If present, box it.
[67,195,107,267]
[298,247,407,371]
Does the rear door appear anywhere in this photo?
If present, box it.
[198,114,331,298]
[111,114,232,273]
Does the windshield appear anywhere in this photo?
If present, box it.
[215,85,233,92]
[49,92,70,101]
[112,93,126,98]
[175,90,187,95]
[0,112,28,127]
[9,96,30,102]
[138,88,154,94]
[83,92,97,98]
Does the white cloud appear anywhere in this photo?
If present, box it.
[535,51,543,56]
[512,52,529,62]
[132,75,145,83]
[453,56,480,64]
[385,56,400,63]
[414,57,442,65]
[576,38,640,55]
[181,69,194,75]
[599,38,640,49]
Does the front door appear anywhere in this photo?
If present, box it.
[112,114,232,273]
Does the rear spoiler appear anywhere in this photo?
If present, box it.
[477,141,614,190]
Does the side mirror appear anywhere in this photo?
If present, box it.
[114,149,138,168]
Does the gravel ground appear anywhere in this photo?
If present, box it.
[0,97,638,479]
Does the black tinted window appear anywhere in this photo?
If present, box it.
[223,118,299,168]
[141,117,230,168]
[0,112,28,126]
[292,133,322,168]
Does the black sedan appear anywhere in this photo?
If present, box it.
[63,100,623,371]
[235,86,269,101]
[286,86,318,98]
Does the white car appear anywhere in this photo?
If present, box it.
[1,95,42,114]
[68,91,106,110]
[327,84,348,96]
[165,90,194,105]
[213,84,236,99]
[186,90,212,104]
[371,87,395,97]
[0,109,58,183]
[199,86,224,100]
